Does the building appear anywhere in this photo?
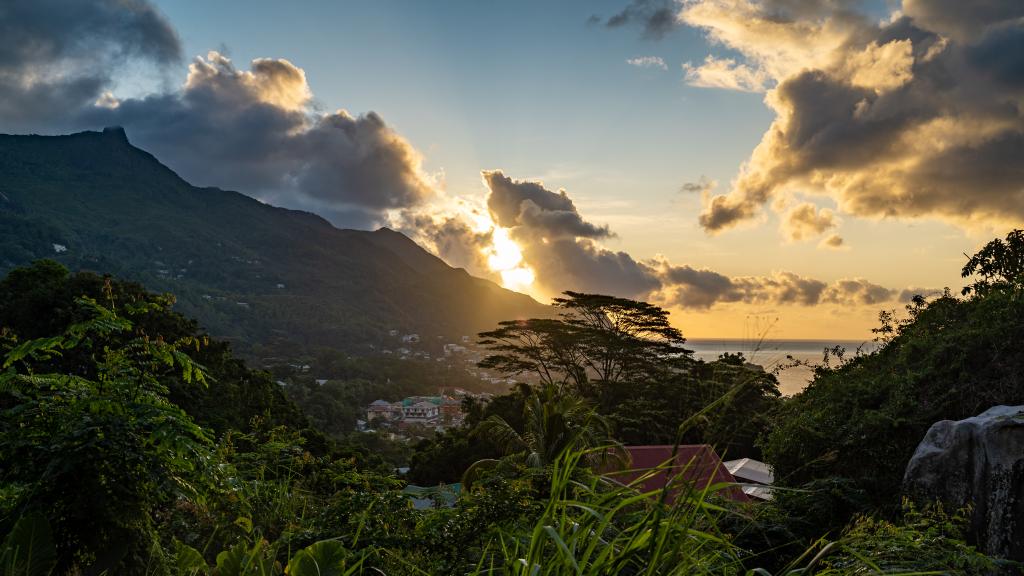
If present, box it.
[403,401,440,421]
[606,445,749,503]
[366,400,402,422]
[724,458,774,501]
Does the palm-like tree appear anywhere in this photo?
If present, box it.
[463,385,620,488]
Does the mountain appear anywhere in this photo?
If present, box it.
[0,127,548,359]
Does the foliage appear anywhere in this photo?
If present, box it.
[0,130,547,359]
[0,260,307,435]
[465,385,619,489]
[819,501,999,575]
[479,291,689,396]
[476,292,781,459]
[0,514,56,576]
[0,296,213,574]
[3,236,1020,574]
[762,231,1024,536]
[961,228,1024,296]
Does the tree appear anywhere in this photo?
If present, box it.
[0,260,307,435]
[962,228,1024,296]
[762,232,1024,536]
[0,296,213,574]
[478,292,691,397]
[463,385,619,489]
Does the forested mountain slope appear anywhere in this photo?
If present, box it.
[0,128,547,357]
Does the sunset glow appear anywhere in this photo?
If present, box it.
[485,227,536,292]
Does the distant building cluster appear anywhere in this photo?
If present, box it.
[365,389,491,432]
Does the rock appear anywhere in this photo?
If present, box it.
[903,405,1024,560]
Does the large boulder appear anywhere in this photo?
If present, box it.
[903,405,1024,560]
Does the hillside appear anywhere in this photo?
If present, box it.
[0,127,548,358]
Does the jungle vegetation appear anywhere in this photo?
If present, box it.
[2,229,1024,574]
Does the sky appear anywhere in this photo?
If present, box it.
[2,0,1022,339]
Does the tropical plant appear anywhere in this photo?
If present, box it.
[463,385,619,488]
[961,228,1024,296]
[0,296,213,574]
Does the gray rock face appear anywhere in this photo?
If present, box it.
[903,405,1024,560]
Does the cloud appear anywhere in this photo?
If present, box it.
[483,171,612,239]
[902,0,1024,42]
[627,56,669,70]
[654,259,900,309]
[527,239,662,299]
[667,0,1024,233]
[398,210,498,280]
[0,1,437,229]
[783,202,837,241]
[85,52,435,228]
[897,286,945,302]
[680,176,717,194]
[819,234,845,249]
[605,0,681,39]
[0,0,181,133]
[656,262,827,309]
[683,56,770,92]
[482,171,898,310]
[821,279,895,305]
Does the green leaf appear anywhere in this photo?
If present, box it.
[0,514,57,576]
[215,541,274,576]
[214,542,249,576]
[285,540,352,576]
[234,516,253,535]
[173,540,208,576]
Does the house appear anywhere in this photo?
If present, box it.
[403,401,440,421]
[366,400,402,422]
[724,458,774,501]
[606,445,749,503]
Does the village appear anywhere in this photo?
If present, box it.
[363,388,493,433]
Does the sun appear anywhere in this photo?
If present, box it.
[485,227,536,292]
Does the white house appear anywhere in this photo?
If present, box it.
[403,401,439,421]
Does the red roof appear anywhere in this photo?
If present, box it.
[606,445,749,503]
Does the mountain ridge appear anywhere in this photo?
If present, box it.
[0,128,549,358]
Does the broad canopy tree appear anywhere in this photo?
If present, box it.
[478,291,692,397]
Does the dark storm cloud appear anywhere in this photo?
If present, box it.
[0,0,180,132]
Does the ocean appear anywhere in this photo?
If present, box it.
[686,339,878,395]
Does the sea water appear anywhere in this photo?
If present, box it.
[686,339,878,395]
